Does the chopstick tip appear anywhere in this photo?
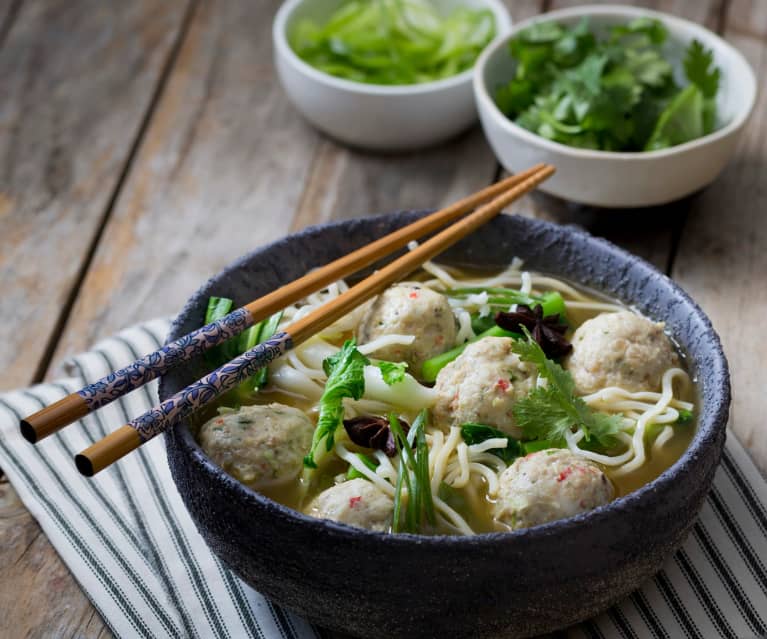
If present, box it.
[75,454,95,477]
[19,419,38,444]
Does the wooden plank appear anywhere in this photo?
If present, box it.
[290,0,545,234]
[510,0,724,272]
[0,0,191,390]
[0,0,22,49]
[48,0,328,368]
[0,477,113,638]
[670,0,767,474]
[0,1,190,636]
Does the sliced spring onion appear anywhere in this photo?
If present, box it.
[290,0,496,86]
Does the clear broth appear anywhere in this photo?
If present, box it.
[193,269,697,534]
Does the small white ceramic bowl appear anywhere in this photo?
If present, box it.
[274,0,512,151]
[473,5,757,207]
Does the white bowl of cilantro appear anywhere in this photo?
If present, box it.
[473,5,756,207]
[274,0,512,151]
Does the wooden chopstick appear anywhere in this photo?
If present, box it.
[74,164,554,476]
[19,165,545,445]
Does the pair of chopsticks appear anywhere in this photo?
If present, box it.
[20,163,554,475]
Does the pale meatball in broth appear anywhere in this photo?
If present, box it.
[357,284,456,378]
[432,336,536,437]
[307,478,394,532]
[566,311,679,394]
[493,449,614,530]
[199,403,313,487]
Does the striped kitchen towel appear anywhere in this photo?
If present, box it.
[1,319,766,639]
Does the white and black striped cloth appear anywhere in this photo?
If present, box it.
[1,320,766,639]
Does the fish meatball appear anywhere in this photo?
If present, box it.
[357,284,456,378]
[198,403,313,487]
[432,336,536,437]
[307,478,393,532]
[494,450,614,530]
[566,311,679,394]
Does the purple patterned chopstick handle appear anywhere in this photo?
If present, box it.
[77,308,254,411]
[129,331,292,442]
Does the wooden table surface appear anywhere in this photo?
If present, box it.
[1,0,765,636]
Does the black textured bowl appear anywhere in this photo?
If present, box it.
[162,213,730,639]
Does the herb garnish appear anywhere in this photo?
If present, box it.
[511,328,623,448]
[343,414,409,457]
[496,17,721,151]
[496,304,571,359]
[304,340,369,468]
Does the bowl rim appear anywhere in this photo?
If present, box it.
[272,0,513,96]
[472,3,758,161]
[163,211,730,547]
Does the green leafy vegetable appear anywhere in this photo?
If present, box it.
[391,410,435,533]
[511,328,623,448]
[421,289,566,381]
[290,0,496,86]
[346,452,379,480]
[421,325,519,382]
[496,17,721,151]
[460,423,523,464]
[376,361,408,386]
[203,297,283,397]
[684,39,720,99]
[249,311,284,390]
[204,297,235,365]
[675,408,694,425]
[304,340,370,469]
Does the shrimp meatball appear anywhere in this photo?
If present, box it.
[494,449,614,530]
[198,403,313,487]
[566,311,679,394]
[307,478,393,532]
[357,284,456,378]
[432,336,536,437]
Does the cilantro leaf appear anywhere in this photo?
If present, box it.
[304,340,369,468]
[684,39,720,98]
[511,329,623,449]
[644,84,704,151]
[376,360,408,386]
[683,39,719,133]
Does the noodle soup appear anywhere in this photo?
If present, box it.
[193,257,695,535]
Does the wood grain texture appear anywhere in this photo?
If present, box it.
[670,0,767,474]
[48,0,325,371]
[0,477,114,638]
[0,0,23,48]
[0,0,190,390]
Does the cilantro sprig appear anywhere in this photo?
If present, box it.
[496,17,721,151]
[511,328,623,448]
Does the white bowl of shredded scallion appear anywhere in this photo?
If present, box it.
[273,0,512,150]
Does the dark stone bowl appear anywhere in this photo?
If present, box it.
[161,212,730,639]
